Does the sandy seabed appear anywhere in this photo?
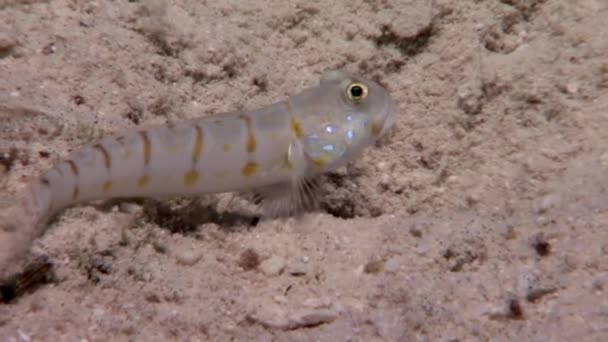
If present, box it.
[0,0,607,341]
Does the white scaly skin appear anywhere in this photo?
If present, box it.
[0,69,398,273]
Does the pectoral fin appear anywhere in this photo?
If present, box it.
[248,140,320,218]
[250,178,320,218]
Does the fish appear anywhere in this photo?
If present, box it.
[0,69,398,270]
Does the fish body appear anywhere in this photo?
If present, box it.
[28,70,398,220]
[0,70,397,271]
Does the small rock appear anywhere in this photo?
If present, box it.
[287,265,309,276]
[535,215,550,226]
[249,304,338,331]
[600,152,608,167]
[363,260,384,274]
[302,297,331,309]
[287,309,338,329]
[152,239,167,253]
[457,82,483,115]
[287,29,308,46]
[259,255,286,276]
[530,233,551,256]
[409,226,423,238]
[287,258,311,276]
[119,202,142,214]
[272,295,288,304]
[16,328,31,342]
[379,173,391,188]
[0,32,17,57]
[537,194,560,213]
[384,257,400,273]
[565,81,579,94]
[175,249,203,266]
[376,161,388,172]
[248,302,289,329]
[238,248,260,271]
[526,287,557,302]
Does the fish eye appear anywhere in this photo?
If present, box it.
[346,82,368,102]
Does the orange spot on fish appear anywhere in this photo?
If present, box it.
[285,100,305,138]
[183,170,199,186]
[241,161,259,176]
[137,175,150,188]
[291,118,304,138]
[102,180,112,193]
[312,156,328,169]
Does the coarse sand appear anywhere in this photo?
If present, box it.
[0,0,607,340]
